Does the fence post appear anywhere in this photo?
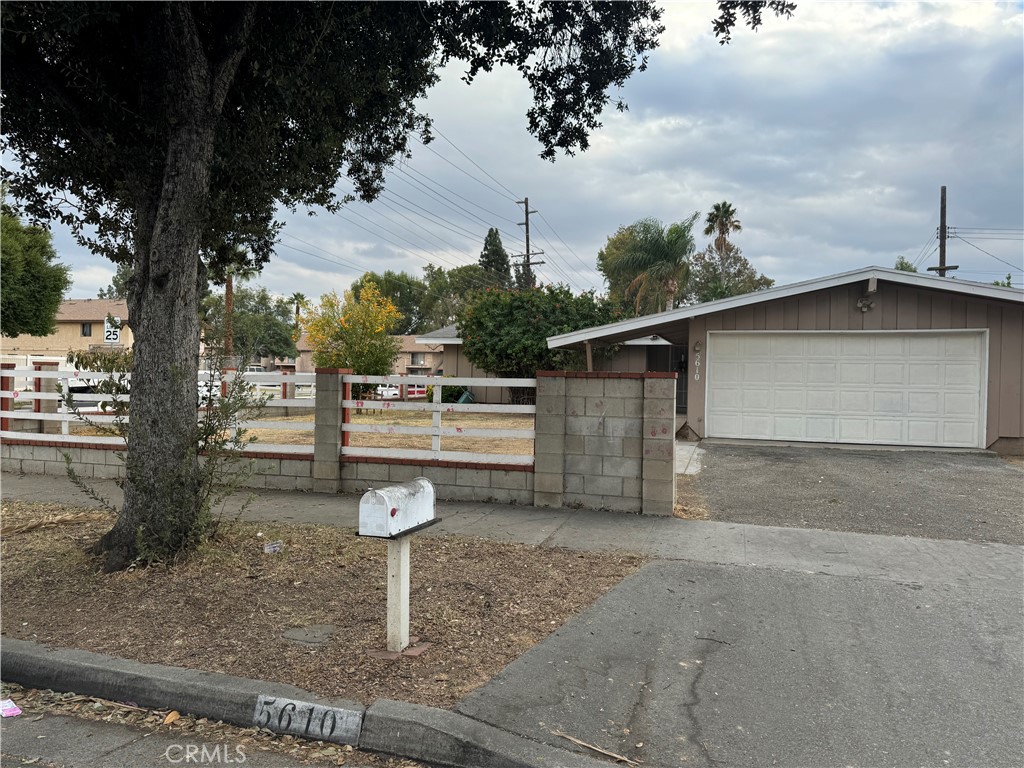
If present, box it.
[35,361,61,435]
[1,362,14,432]
[533,371,566,508]
[313,368,350,493]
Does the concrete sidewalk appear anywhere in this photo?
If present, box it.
[2,470,1020,591]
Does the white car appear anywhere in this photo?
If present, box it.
[377,385,401,399]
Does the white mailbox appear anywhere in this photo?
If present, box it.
[358,477,437,539]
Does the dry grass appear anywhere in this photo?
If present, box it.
[1,501,644,710]
[673,474,710,520]
[71,408,536,456]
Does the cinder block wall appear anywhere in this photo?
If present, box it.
[341,459,533,504]
[534,371,676,515]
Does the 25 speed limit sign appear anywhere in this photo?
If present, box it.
[104,316,121,344]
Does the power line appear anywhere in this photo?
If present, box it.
[534,211,605,285]
[413,136,515,202]
[951,235,1023,272]
[431,126,519,201]
[912,228,938,269]
[396,165,520,224]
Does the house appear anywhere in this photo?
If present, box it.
[547,266,1024,454]
[1,299,132,360]
[415,324,681,404]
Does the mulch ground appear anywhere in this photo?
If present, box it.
[0,502,645,710]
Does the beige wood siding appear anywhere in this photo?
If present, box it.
[686,282,1024,446]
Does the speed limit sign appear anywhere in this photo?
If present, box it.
[104,316,121,345]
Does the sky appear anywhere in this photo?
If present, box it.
[46,2,1024,304]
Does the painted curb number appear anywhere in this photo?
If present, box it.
[253,695,361,745]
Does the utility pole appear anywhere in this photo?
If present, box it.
[514,197,544,288]
[927,185,958,277]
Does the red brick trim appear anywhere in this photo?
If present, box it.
[241,451,313,460]
[344,455,533,473]
[1,437,123,450]
[315,368,353,374]
[642,371,678,380]
[537,370,646,379]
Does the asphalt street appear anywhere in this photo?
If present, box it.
[458,559,1023,768]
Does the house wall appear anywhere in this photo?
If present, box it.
[684,282,1024,450]
[2,321,135,357]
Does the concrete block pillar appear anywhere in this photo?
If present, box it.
[313,368,350,493]
[34,361,61,435]
[641,373,677,516]
[533,372,566,508]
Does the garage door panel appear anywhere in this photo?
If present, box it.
[944,364,979,387]
[707,331,985,449]
[872,419,903,442]
[873,363,906,385]
[774,389,805,410]
[872,391,904,413]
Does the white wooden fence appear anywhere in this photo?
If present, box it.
[0,369,537,468]
[341,373,536,467]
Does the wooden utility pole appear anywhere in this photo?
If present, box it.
[927,186,958,277]
[515,197,544,287]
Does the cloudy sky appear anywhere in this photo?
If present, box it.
[53,2,1024,304]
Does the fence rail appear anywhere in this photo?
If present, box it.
[340,373,536,467]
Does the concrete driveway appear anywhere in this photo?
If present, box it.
[690,442,1024,545]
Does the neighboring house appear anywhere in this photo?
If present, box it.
[1,299,132,359]
[548,266,1024,454]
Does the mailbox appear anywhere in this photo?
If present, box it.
[359,477,437,539]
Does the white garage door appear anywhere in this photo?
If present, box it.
[705,331,986,448]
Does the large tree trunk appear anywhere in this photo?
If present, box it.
[92,5,243,571]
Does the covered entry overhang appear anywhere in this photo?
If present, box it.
[549,266,1024,452]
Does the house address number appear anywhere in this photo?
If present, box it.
[693,350,701,381]
[252,695,361,744]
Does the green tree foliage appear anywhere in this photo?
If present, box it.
[893,255,918,272]
[97,262,134,299]
[1,211,71,337]
[597,224,649,313]
[458,285,619,378]
[203,284,297,361]
[420,263,493,330]
[351,270,428,334]
[514,257,537,291]
[0,2,787,570]
[992,274,1013,287]
[478,228,513,288]
[686,243,774,304]
[602,214,700,314]
[299,282,402,376]
[703,200,742,255]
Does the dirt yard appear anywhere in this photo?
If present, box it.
[0,502,644,711]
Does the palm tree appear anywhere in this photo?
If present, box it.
[612,213,699,313]
[214,246,259,361]
[288,292,307,325]
[703,201,742,257]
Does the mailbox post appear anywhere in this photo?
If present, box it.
[358,477,438,652]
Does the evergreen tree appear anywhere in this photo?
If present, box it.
[478,228,512,288]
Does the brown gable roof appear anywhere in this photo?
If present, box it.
[57,299,129,323]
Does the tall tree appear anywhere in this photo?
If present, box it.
[597,223,659,315]
[703,200,743,257]
[1,2,790,571]
[420,263,492,330]
[287,292,307,327]
[605,214,700,313]
[478,228,512,289]
[686,243,774,304]
[351,270,427,334]
[1,211,71,337]
[203,284,297,361]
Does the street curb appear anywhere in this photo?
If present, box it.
[0,638,608,768]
